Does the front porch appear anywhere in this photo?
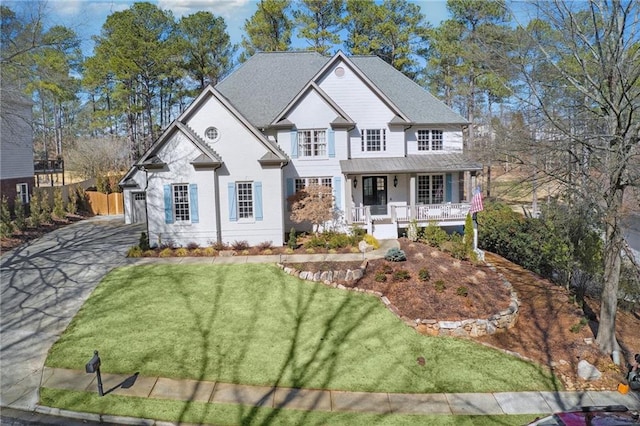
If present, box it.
[348,203,471,238]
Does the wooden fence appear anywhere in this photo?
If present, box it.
[33,179,123,216]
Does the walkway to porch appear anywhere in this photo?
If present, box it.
[349,203,471,239]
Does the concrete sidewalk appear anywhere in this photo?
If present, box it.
[39,366,640,422]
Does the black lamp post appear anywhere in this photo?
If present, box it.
[85,350,104,396]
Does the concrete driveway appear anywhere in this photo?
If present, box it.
[0,216,143,410]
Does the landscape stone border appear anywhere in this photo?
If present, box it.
[277,260,520,338]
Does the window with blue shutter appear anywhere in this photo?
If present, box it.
[189,184,199,223]
[328,129,335,158]
[228,182,237,221]
[163,185,173,224]
[254,181,263,221]
[290,130,298,158]
[445,174,452,202]
[333,176,342,210]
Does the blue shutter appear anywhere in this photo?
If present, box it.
[328,129,335,158]
[163,185,173,224]
[445,173,452,202]
[228,182,237,222]
[189,184,199,223]
[333,176,342,210]
[286,178,294,197]
[254,181,263,221]
[290,130,298,158]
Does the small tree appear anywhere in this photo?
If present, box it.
[464,213,474,256]
[13,196,26,231]
[53,187,65,219]
[0,196,14,237]
[288,184,333,234]
[28,191,42,228]
[66,186,78,215]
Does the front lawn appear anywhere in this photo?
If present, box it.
[46,264,558,393]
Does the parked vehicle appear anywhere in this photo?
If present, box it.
[528,405,639,425]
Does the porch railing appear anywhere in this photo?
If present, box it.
[351,203,470,224]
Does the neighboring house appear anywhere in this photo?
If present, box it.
[0,83,34,212]
[120,51,481,247]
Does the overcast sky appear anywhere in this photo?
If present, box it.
[6,0,450,57]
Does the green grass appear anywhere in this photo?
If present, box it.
[40,388,540,426]
[46,264,559,394]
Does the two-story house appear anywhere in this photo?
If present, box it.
[120,51,481,247]
[0,82,35,212]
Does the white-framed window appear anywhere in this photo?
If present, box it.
[298,129,327,157]
[172,184,190,222]
[205,127,219,141]
[16,183,29,204]
[236,182,254,219]
[294,177,332,191]
[417,175,444,204]
[361,129,386,152]
[417,130,443,151]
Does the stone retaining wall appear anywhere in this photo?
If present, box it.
[277,261,519,338]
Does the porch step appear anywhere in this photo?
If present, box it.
[372,222,398,239]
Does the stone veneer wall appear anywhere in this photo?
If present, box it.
[277,261,519,338]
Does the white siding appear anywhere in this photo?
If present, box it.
[317,61,404,158]
[144,93,285,247]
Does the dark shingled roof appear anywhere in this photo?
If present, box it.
[216,51,467,128]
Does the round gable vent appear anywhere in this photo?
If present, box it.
[334,66,345,78]
[205,127,219,142]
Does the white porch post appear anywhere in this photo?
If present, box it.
[345,176,353,224]
[409,173,416,219]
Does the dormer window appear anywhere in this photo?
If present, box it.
[361,129,386,152]
[298,129,327,157]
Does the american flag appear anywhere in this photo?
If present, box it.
[470,187,484,214]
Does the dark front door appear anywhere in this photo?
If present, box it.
[363,176,387,215]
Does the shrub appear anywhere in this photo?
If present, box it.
[127,246,142,257]
[1,196,14,237]
[143,250,157,257]
[379,264,393,274]
[350,225,366,240]
[211,241,229,251]
[422,222,449,247]
[257,240,273,250]
[203,247,217,256]
[434,280,446,293]
[27,191,43,227]
[66,186,78,215]
[13,196,26,231]
[464,213,474,255]
[328,233,351,249]
[186,242,199,250]
[175,247,189,257]
[53,187,65,219]
[262,248,273,255]
[384,248,406,262]
[374,272,387,282]
[569,317,588,334]
[159,248,174,257]
[304,235,325,248]
[284,248,295,254]
[139,232,150,251]
[418,268,431,282]
[446,234,467,260]
[363,233,380,249]
[407,219,419,242]
[288,228,298,249]
[305,248,315,254]
[190,248,203,256]
[349,246,360,253]
[231,240,250,250]
[393,269,411,281]
[456,286,469,297]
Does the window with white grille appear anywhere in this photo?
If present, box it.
[417,130,443,151]
[298,129,327,157]
[16,183,29,204]
[417,175,444,204]
[237,182,253,219]
[172,184,190,221]
[361,129,386,151]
